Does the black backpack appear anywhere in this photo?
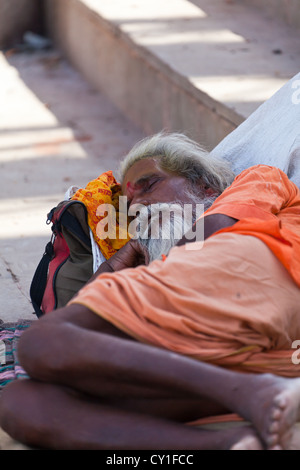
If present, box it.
[30,200,93,317]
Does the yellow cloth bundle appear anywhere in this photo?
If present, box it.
[71,171,130,259]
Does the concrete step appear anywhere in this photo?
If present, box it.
[45,0,300,150]
[235,0,300,32]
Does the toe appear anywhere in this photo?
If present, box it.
[271,408,282,421]
[269,420,280,433]
[266,432,278,447]
[231,436,263,450]
[274,393,288,410]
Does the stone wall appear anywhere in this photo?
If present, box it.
[0,0,44,48]
[238,0,300,31]
[44,0,239,150]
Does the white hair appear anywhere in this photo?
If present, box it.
[119,131,235,194]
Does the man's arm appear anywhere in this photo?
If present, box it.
[177,213,238,247]
[90,213,238,279]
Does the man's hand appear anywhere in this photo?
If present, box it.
[106,239,149,271]
[88,239,148,283]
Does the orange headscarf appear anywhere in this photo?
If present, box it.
[71,171,130,259]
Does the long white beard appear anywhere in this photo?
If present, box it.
[130,193,217,263]
[136,204,186,262]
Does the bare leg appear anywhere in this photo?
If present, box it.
[0,379,262,450]
[4,304,300,450]
[16,305,228,414]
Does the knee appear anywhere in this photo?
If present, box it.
[17,317,67,381]
[0,380,35,444]
[0,380,59,448]
[0,381,19,429]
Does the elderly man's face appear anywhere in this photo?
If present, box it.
[121,158,206,262]
[122,158,193,208]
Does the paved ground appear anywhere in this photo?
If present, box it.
[0,47,144,449]
[0,48,144,324]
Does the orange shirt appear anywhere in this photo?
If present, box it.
[70,164,300,377]
[204,164,300,287]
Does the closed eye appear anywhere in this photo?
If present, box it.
[136,176,163,193]
[125,175,164,210]
[143,179,158,192]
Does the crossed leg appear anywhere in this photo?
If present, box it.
[0,379,263,450]
[1,304,300,450]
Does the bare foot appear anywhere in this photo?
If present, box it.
[287,423,300,450]
[236,375,300,450]
[230,434,264,450]
[219,424,264,450]
[206,424,264,450]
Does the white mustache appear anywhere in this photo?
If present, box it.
[129,203,192,240]
[131,203,194,263]
[128,193,217,263]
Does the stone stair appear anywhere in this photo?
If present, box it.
[44,0,300,150]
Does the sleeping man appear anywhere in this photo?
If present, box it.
[1,132,300,450]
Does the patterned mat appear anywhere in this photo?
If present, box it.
[0,320,32,391]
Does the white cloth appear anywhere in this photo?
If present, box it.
[211,73,300,188]
[90,231,106,273]
[64,185,106,273]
